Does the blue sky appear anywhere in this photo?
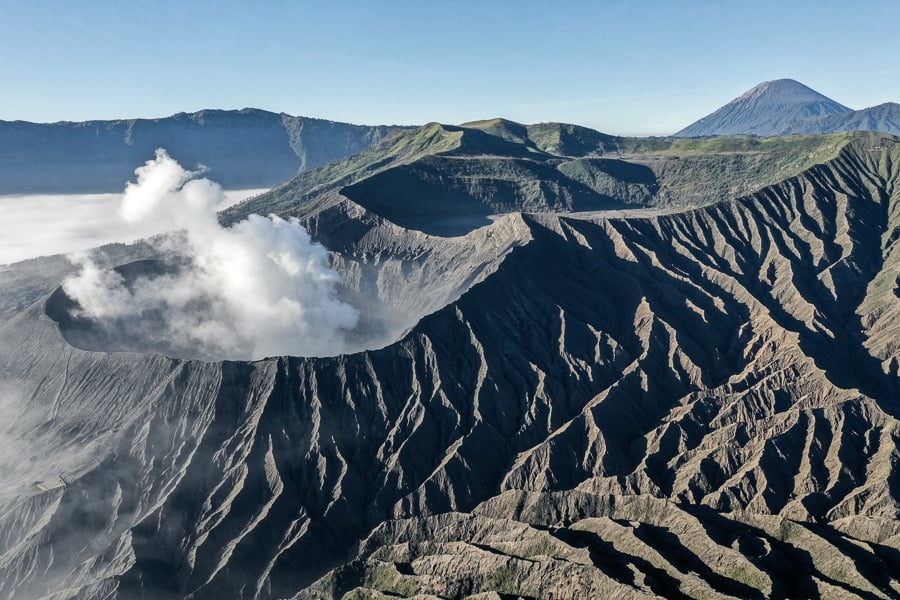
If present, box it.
[1,0,898,134]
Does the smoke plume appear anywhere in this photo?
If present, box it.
[62,149,358,360]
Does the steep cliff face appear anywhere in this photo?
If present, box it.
[0,135,899,598]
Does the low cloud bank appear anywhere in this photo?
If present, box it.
[62,149,358,360]
[0,189,264,265]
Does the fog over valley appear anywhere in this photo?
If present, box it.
[0,187,266,265]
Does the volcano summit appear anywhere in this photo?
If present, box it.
[677,78,900,138]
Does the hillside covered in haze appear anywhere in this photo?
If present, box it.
[0,109,408,193]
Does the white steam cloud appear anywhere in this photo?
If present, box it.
[62,149,358,360]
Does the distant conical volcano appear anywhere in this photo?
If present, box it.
[676,78,851,136]
[677,78,900,138]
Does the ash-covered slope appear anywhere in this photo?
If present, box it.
[0,109,408,193]
[0,133,899,598]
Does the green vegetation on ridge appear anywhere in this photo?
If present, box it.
[226,118,889,236]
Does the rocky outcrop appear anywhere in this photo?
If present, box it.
[304,492,900,599]
[675,79,851,137]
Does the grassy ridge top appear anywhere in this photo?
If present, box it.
[225,119,892,230]
[620,130,854,160]
[462,118,618,156]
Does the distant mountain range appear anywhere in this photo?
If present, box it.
[6,84,897,198]
[676,78,900,137]
[0,109,409,194]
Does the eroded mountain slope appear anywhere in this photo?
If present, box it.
[0,134,899,598]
